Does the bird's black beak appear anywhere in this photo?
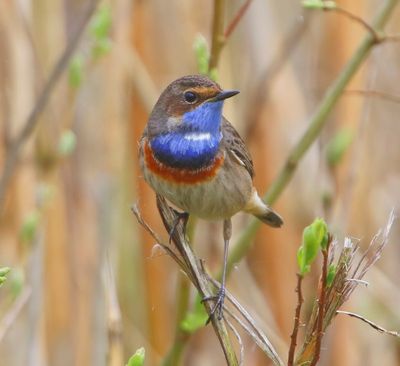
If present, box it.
[210,89,240,102]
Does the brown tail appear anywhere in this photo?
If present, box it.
[244,190,283,228]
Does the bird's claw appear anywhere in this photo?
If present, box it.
[202,286,226,324]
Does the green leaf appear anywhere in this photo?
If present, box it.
[58,130,77,157]
[126,347,145,366]
[0,267,10,277]
[180,298,208,333]
[326,264,336,287]
[297,246,309,275]
[20,210,41,243]
[326,128,354,167]
[209,68,218,82]
[92,37,112,58]
[193,34,210,75]
[0,267,10,287]
[9,267,24,298]
[68,55,84,88]
[312,218,329,250]
[297,218,328,275]
[90,6,112,41]
[302,0,336,9]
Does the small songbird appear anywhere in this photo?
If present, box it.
[139,75,283,319]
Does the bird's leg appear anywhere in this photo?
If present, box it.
[203,218,232,323]
[169,210,189,243]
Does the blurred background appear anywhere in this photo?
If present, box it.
[0,0,399,365]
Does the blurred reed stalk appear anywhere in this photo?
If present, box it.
[0,0,100,208]
[226,0,399,277]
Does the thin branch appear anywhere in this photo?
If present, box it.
[345,89,400,104]
[0,0,100,208]
[224,314,244,366]
[0,287,32,343]
[337,310,400,338]
[331,6,381,43]
[224,0,253,39]
[310,236,331,366]
[381,34,400,42]
[208,0,254,73]
[288,274,304,366]
[227,0,399,276]
[244,12,310,141]
[207,276,284,366]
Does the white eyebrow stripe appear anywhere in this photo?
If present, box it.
[184,132,211,141]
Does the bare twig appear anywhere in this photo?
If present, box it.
[337,310,400,338]
[104,255,123,366]
[381,34,400,42]
[244,12,310,141]
[225,315,244,366]
[331,6,381,43]
[207,276,284,366]
[310,236,332,366]
[0,0,100,208]
[288,274,304,366]
[0,287,32,343]
[209,0,254,72]
[224,0,253,39]
[345,89,400,104]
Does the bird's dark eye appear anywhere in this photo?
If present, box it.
[184,91,198,104]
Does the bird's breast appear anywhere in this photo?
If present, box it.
[143,140,224,184]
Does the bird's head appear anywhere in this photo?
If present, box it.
[147,75,239,138]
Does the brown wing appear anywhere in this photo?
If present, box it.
[221,117,254,178]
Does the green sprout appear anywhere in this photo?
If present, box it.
[126,347,145,366]
[0,267,11,287]
[302,0,337,10]
[326,264,337,287]
[193,34,210,75]
[58,130,77,157]
[68,55,84,88]
[20,210,41,244]
[326,128,354,167]
[297,218,328,275]
[180,298,208,333]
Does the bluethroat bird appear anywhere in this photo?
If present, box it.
[139,75,283,320]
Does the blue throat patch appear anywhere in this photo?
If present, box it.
[151,101,224,170]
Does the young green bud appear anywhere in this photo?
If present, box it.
[126,347,145,366]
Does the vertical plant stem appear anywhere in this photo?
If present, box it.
[310,245,330,366]
[209,0,226,72]
[0,0,100,208]
[288,274,304,366]
[162,275,191,366]
[224,0,253,39]
[226,0,399,276]
[162,217,196,366]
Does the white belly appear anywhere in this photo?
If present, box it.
[142,164,252,220]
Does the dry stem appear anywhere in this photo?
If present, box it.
[0,0,100,207]
[288,274,304,366]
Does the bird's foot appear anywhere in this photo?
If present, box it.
[202,285,226,324]
[169,210,189,244]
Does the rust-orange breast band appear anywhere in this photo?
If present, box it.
[144,140,224,184]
